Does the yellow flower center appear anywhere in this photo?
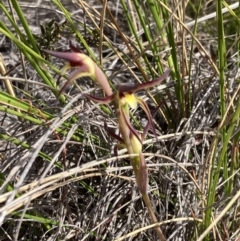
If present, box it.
[121,92,138,110]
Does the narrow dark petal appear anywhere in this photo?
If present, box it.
[104,122,124,143]
[142,102,163,139]
[57,80,71,99]
[114,143,126,156]
[120,107,142,144]
[67,67,92,82]
[57,67,93,98]
[84,94,114,104]
[69,40,83,53]
[41,49,83,67]
[137,97,156,139]
[136,153,148,194]
[118,84,135,93]
[133,68,171,92]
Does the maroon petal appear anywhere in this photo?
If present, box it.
[136,153,148,194]
[120,107,142,145]
[57,67,93,98]
[136,97,156,139]
[42,49,84,67]
[104,122,124,143]
[142,102,163,139]
[84,94,114,104]
[118,84,135,93]
[118,69,171,94]
[135,68,171,92]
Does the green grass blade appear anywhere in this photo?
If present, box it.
[0,3,25,41]
[52,0,95,60]
[120,0,155,78]
[0,22,66,103]
[9,0,39,53]
[217,0,228,194]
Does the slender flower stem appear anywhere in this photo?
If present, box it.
[142,193,166,241]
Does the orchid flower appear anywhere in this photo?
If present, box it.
[43,41,170,191]
[42,41,113,97]
[84,71,170,241]
[85,69,171,194]
[44,42,169,241]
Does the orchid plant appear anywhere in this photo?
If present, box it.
[43,42,170,241]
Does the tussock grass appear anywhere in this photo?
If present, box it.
[0,0,239,240]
